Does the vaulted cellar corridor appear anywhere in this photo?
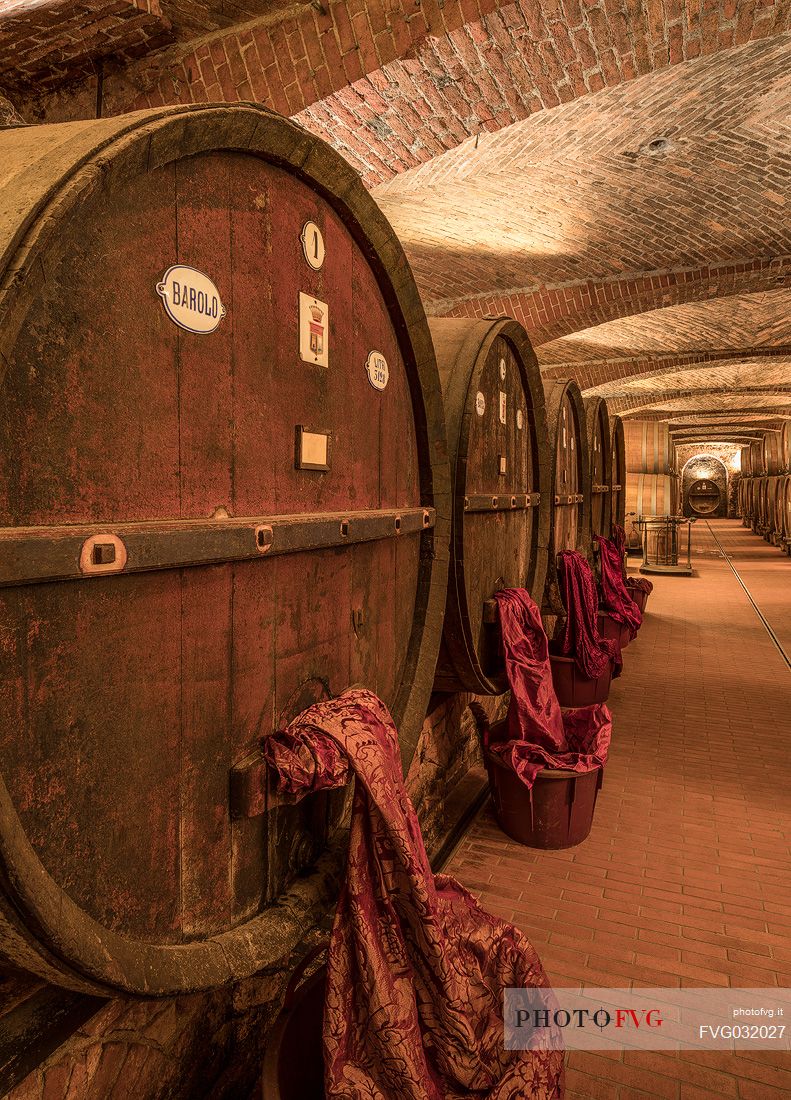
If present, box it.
[446,518,791,1098]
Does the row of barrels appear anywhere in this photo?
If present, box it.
[0,105,623,999]
[741,429,791,477]
[738,475,791,552]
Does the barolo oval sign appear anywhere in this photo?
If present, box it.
[156,265,226,334]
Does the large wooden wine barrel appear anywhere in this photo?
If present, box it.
[775,476,791,549]
[543,379,590,612]
[625,473,680,519]
[687,478,722,516]
[763,431,784,475]
[610,414,626,530]
[750,440,765,477]
[781,422,791,474]
[429,318,550,693]
[757,476,781,539]
[738,477,755,526]
[740,446,753,477]
[584,397,611,539]
[0,106,450,996]
[624,420,676,475]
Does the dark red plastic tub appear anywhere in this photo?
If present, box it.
[598,611,631,650]
[261,948,327,1099]
[628,586,649,614]
[484,722,603,849]
[549,653,613,707]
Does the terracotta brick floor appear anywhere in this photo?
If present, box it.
[445,519,791,1099]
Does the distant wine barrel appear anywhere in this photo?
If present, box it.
[430,317,550,693]
[687,478,722,516]
[624,420,676,475]
[584,397,611,539]
[775,476,791,548]
[757,476,781,539]
[782,423,791,474]
[750,440,765,477]
[0,107,450,996]
[738,477,755,526]
[610,414,626,530]
[543,379,590,612]
[625,473,680,520]
[740,446,753,477]
[763,431,784,475]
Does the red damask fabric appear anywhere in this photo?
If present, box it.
[489,587,612,788]
[594,534,642,640]
[553,550,621,679]
[612,524,654,596]
[263,689,564,1100]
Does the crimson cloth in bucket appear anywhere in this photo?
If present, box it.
[549,651,614,708]
[552,550,622,679]
[262,689,564,1099]
[485,720,603,849]
[598,610,633,651]
[595,533,642,640]
[490,589,611,786]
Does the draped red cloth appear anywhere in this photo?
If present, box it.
[627,576,654,596]
[552,550,621,679]
[595,534,642,640]
[612,524,654,596]
[488,587,612,788]
[611,523,628,568]
[263,689,564,1100]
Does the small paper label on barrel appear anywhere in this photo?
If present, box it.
[156,266,226,335]
[499,358,507,381]
[299,293,329,367]
[475,392,486,416]
[366,351,389,391]
[499,392,507,424]
[517,409,524,430]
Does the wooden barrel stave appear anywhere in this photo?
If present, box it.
[624,473,679,550]
[0,107,450,995]
[762,430,784,476]
[430,317,550,694]
[776,475,791,548]
[750,440,765,477]
[781,423,791,475]
[584,397,612,539]
[610,414,626,530]
[542,379,590,613]
[623,420,676,475]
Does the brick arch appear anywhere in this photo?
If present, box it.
[296,2,791,186]
[11,0,790,134]
[552,349,791,393]
[444,259,791,349]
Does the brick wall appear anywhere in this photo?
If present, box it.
[0,1,173,93]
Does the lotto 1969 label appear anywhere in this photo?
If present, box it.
[366,351,389,391]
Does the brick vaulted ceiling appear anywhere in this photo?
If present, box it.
[1,0,789,445]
